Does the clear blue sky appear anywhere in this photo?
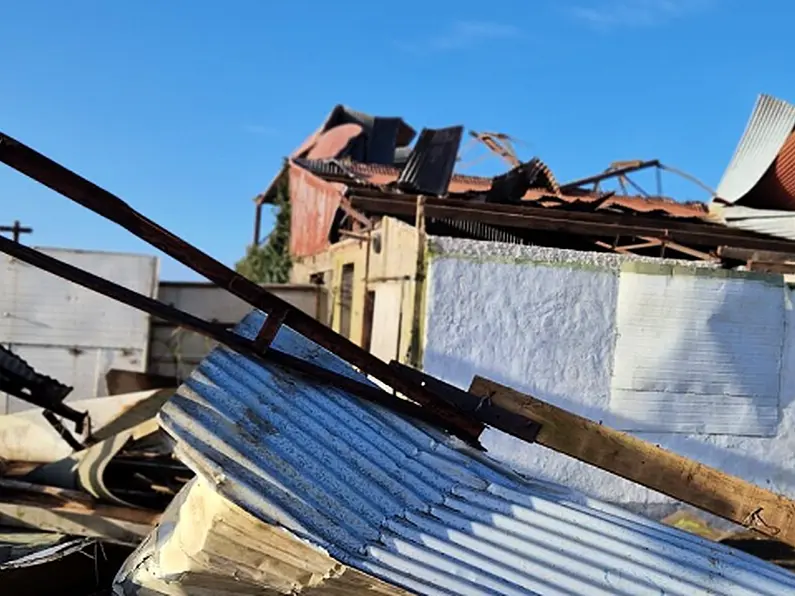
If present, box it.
[1,0,791,280]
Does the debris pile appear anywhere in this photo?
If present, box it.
[5,94,795,594]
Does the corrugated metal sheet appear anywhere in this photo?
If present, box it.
[292,158,708,220]
[397,126,464,196]
[610,265,785,435]
[294,157,495,194]
[157,310,795,595]
[288,163,346,258]
[715,94,795,207]
[708,203,795,242]
[0,248,157,411]
[306,124,364,161]
[292,105,415,161]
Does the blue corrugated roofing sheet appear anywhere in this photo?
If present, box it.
[158,311,795,595]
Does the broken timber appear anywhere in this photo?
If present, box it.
[0,131,483,445]
[468,376,795,548]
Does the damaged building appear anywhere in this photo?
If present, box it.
[253,96,795,518]
[6,95,795,594]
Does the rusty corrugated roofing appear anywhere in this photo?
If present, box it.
[522,191,708,219]
[293,158,707,220]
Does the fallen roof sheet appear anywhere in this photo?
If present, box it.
[156,310,795,596]
[716,94,795,209]
[707,203,795,242]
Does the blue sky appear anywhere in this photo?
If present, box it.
[0,0,791,280]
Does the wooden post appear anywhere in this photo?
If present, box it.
[408,196,426,367]
[0,220,32,242]
[469,376,795,547]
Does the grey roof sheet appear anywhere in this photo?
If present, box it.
[716,94,795,203]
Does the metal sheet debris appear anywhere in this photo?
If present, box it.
[154,310,795,595]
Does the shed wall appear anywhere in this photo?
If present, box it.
[0,248,158,410]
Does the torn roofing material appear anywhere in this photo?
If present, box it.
[397,126,464,196]
[292,105,416,162]
[716,94,795,209]
[157,310,795,596]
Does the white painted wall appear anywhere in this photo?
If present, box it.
[423,237,795,521]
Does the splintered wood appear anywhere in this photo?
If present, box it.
[469,376,795,548]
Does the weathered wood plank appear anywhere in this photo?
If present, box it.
[469,376,795,547]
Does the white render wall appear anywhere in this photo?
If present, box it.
[422,237,795,521]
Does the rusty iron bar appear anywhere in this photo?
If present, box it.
[0,132,483,445]
[0,231,470,439]
[560,160,661,191]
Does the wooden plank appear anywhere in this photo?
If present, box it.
[468,376,795,547]
[718,246,795,263]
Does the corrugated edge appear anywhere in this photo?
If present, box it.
[709,203,795,243]
[715,94,795,203]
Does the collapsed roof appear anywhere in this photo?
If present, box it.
[257,102,795,268]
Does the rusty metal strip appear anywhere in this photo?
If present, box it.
[0,234,467,439]
[0,132,483,445]
[254,308,288,350]
[560,160,661,191]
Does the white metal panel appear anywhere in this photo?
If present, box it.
[610,267,785,435]
[0,248,157,412]
[369,281,404,363]
[0,249,157,348]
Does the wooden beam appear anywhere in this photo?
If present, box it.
[718,246,795,264]
[596,239,662,255]
[747,261,795,275]
[468,376,795,547]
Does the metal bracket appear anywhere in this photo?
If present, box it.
[389,361,542,444]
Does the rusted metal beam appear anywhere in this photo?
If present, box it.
[0,132,483,445]
[0,233,471,439]
[560,160,660,191]
[638,236,716,261]
[391,362,541,444]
